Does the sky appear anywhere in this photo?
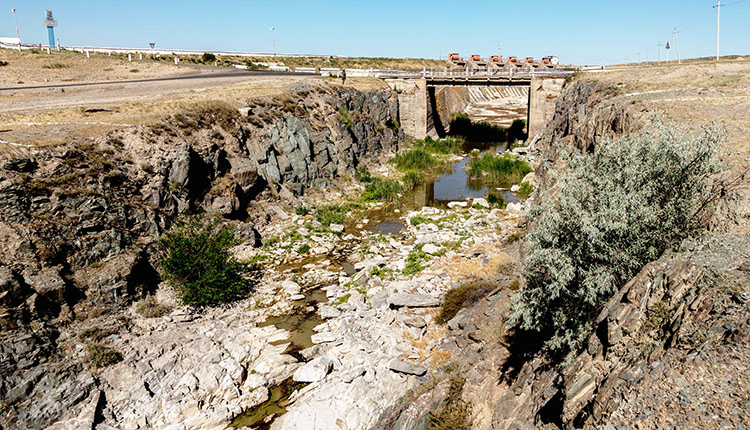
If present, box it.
[1,0,748,65]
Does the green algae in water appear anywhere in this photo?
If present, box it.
[258,288,327,350]
[231,378,307,429]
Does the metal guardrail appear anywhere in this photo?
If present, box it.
[376,68,575,79]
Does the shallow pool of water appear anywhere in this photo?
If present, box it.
[231,377,307,429]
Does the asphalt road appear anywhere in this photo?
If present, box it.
[0,68,320,92]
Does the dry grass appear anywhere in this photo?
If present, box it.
[0,48,194,86]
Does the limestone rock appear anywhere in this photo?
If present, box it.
[387,293,441,308]
[293,356,337,383]
[389,360,427,376]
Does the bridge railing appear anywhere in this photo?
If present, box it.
[376,67,575,79]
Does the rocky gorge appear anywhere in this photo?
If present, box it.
[1,68,748,430]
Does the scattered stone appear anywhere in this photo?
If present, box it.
[422,243,440,255]
[330,224,345,233]
[292,356,336,383]
[387,293,441,308]
[403,317,426,329]
[510,184,521,192]
[447,201,469,209]
[389,359,427,376]
[506,202,524,214]
[319,306,341,319]
[310,332,338,344]
[472,197,490,208]
[290,294,305,301]
[282,280,301,295]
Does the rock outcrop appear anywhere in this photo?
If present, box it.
[0,83,400,429]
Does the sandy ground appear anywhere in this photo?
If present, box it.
[585,59,750,161]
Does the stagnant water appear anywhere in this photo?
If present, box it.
[232,100,527,428]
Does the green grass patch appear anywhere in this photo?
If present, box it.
[403,244,430,276]
[435,281,496,324]
[333,293,351,306]
[363,177,402,202]
[297,243,310,254]
[354,166,372,183]
[416,136,464,154]
[393,148,437,171]
[410,216,431,226]
[467,153,532,187]
[400,171,424,191]
[487,193,506,208]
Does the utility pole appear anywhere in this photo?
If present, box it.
[657,42,662,64]
[673,28,681,64]
[269,27,276,56]
[11,8,21,52]
[714,0,722,61]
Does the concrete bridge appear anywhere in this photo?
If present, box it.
[385,69,571,142]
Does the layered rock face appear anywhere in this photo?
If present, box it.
[0,84,400,429]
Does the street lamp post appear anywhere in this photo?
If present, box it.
[11,8,21,52]
[269,27,276,56]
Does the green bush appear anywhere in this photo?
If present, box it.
[160,214,253,306]
[511,122,720,354]
[467,152,532,187]
[515,181,534,199]
[202,52,217,63]
[487,193,506,208]
[295,206,310,216]
[363,177,402,202]
[393,148,437,171]
[42,63,69,69]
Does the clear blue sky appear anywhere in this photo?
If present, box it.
[2,0,748,64]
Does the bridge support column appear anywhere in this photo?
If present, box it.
[527,77,565,142]
[385,78,428,140]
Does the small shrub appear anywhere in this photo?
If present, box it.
[436,281,495,324]
[0,60,8,67]
[79,327,117,342]
[507,233,522,243]
[428,376,472,430]
[42,63,69,69]
[102,67,113,71]
[363,177,402,202]
[161,214,253,306]
[129,69,139,73]
[354,166,372,183]
[467,153,532,187]
[85,343,122,368]
[338,106,353,129]
[201,52,217,63]
[515,181,534,199]
[393,149,436,171]
[487,193,505,208]
[297,243,310,254]
[135,297,172,318]
[295,206,310,216]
